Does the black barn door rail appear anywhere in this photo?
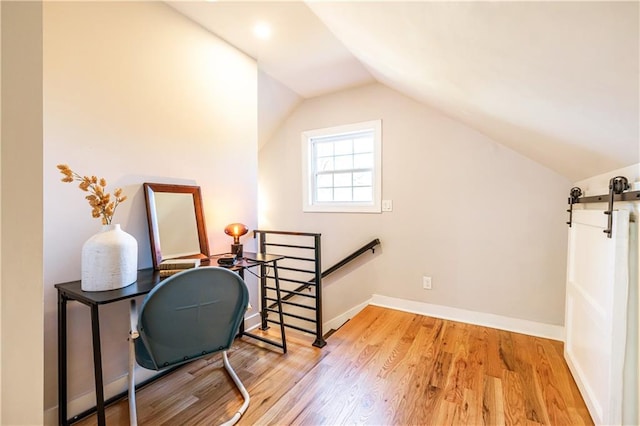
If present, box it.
[566,175,640,238]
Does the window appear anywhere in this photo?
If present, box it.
[302,120,382,213]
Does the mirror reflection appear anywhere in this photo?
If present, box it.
[154,192,200,258]
[143,183,210,269]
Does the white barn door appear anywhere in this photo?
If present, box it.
[565,209,630,425]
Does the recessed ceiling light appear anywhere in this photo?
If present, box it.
[253,22,271,40]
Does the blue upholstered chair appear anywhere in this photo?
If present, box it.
[128,267,250,426]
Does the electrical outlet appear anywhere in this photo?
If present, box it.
[422,276,432,290]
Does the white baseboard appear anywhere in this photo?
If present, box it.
[323,300,370,333]
[244,311,262,331]
[369,294,564,341]
[44,406,58,426]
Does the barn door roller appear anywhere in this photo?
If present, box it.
[603,176,629,238]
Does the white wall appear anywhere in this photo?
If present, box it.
[259,83,571,327]
[43,2,257,418]
[1,2,44,424]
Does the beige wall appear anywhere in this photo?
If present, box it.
[1,2,44,424]
[43,1,257,418]
[259,83,571,326]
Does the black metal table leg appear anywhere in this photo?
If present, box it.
[58,291,68,425]
[90,304,106,426]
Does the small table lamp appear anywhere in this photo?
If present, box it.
[224,223,249,257]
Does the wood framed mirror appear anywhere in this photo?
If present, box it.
[143,183,210,269]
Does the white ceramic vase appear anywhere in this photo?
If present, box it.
[81,224,138,292]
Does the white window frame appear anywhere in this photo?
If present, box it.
[301,119,382,213]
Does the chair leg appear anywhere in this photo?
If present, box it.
[219,351,250,426]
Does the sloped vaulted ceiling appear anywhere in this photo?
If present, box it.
[169,1,639,182]
[308,1,639,182]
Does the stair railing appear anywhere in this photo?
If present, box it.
[254,230,381,348]
[254,230,325,347]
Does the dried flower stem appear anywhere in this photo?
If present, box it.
[57,164,127,225]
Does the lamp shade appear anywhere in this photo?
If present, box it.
[224,223,249,244]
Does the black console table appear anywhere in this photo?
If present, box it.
[55,253,285,426]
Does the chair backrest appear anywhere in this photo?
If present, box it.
[137,266,248,369]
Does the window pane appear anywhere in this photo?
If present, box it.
[353,137,373,153]
[353,186,372,202]
[317,157,334,172]
[353,171,372,187]
[334,172,352,187]
[316,188,333,202]
[315,141,334,157]
[334,155,353,170]
[334,187,352,202]
[353,153,373,169]
[334,139,353,156]
[316,174,333,188]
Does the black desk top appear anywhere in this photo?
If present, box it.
[55,252,283,305]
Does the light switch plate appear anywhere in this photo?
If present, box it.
[423,276,432,290]
[382,199,393,212]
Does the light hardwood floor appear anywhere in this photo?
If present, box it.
[75,305,593,425]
